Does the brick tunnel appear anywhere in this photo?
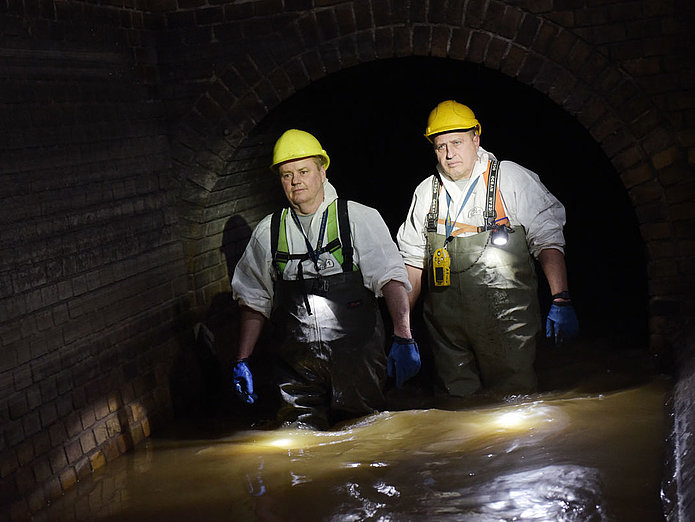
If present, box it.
[1,1,694,519]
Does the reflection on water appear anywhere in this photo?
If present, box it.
[39,369,668,522]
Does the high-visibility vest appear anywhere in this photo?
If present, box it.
[270,199,357,277]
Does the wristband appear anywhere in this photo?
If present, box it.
[392,335,415,344]
[551,291,571,301]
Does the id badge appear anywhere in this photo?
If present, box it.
[432,247,451,287]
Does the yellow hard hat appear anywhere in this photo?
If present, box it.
[424,100,482,142]
[271,129,330,170]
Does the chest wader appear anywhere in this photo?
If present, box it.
[270,199,386,430]
[424,161,541,397]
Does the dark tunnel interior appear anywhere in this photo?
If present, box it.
[252,56,648,346]
[185,54,658,432]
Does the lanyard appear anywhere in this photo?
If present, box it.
[290,207,329,269]
[444,176,479,242]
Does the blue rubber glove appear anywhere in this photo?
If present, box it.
[232,359,256,404]
[545,303,579,346]
[387,336,421,388]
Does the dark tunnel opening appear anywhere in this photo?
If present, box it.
[188,56,654,429]
[253,56,649,347]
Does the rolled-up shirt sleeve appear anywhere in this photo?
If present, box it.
[349,202,411,297]
[231,216,275,318]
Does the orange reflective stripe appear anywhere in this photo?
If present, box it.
[436,218,478,235]
[436,160,510,238]
[482,161,491,178]
[483,161,510,226]
[450,226,478,237]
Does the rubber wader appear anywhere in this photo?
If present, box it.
[424,226,540,397]
[271,270,386,429]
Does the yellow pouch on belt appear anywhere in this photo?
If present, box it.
[432,247,450,287]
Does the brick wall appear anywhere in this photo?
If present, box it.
[0,5,190,520]
[1,0,693,520]
[161,0,694,354]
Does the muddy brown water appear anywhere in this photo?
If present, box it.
[37,340,671,521]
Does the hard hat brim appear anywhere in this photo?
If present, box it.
[425,125,481,142]
[270,153,330,171]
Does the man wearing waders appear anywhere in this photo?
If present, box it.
[231,129,421,429]
[397,101,579,397]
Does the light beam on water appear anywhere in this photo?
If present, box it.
[42,376,669,521]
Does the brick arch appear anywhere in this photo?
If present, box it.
[171,3,684,353]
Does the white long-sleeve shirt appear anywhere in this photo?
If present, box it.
[232,180,411,318]
[397,147,566,268]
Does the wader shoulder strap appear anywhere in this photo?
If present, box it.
[481,159,509,230]
[337,198,354,273]
[426,174,441,232]
[271,201,355,277]
[483,159,499,229]
[321,199,356,272]
[270,208,289,277]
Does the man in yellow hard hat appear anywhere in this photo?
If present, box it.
[231,129,420,429]
[397,100,578,398]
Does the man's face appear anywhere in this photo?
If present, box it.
[432,131,480,180]
[278,157,326,215]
